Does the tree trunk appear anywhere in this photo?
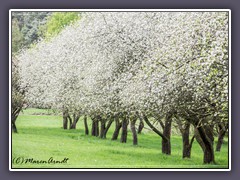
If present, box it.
[99,118,106,139]
[162,138,171,155]
[12,119,18,133]
[91,117,99,137]
[112,117,122,140]
[103,119,114,139]
[196,125,215,164]
[194,128,205,150]
[120,117,128,143]
[216,123,227,152]
[182,123,190,158]
[68,115,73,129]
[70,114,80,129]
[205,124,214,145]
[63,111,68,129]
[84,115,89,135]
[162,113,172,155]
[130,117,138,145]
[91,120,96,136]
[95,119,99,137]
[181,123,195,158]
[137,118,144,134]
[216,132,225,152]
[12,107,22,133]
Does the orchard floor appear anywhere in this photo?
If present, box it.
[11,108,229,169]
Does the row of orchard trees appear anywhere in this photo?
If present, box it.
[15,12,229,164]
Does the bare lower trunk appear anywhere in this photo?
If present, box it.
[203,142,215,164]
[137,118,144,134]
[120,117,128,143]
[112,117,122,140]
[68,115,73,129]
[182,123,190,158]
[12,106,22,133]
[100,118,106,139]
[103,119,114,139]
[162,113,172,155]
[95,120,99,137]
[216,123,227,152]
[12,120,18,133]
[162,138,171,155]
[84,115,89,135]
[91,117,99,137]
[183,134,195,158]
[92,118,99,137]
[70,114,80,129]
[216,132,226,152]
[63,111,68,129]
[180,122,195,158]
[196,126,215,164]
[91,120,96,136]
[130,118,138,145]
[194,128,205,150]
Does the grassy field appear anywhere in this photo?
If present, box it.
[11,108,229,169]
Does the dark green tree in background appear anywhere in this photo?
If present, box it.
[12,18,24,54]
[12,12,51,48]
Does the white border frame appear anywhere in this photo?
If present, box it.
[9,9,231,171]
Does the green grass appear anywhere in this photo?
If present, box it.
[12,108,229,169]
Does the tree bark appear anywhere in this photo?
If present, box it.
[63,111,68,129]
[162,138,171,155]
[216,123,227,152]
[12,104,23,133]
[182,123,190,158]
[112,117,122,140]
[91,120,96,136]
[99,117,106,139]
[130,117,138,145]
[12,119,18,133]
[196,125,215,164]
[68,115,73,129]
[137,118,144,134]
[70,114,80,129]
[182,123,195,158]
[103,119,114,139]
[216,132,225,152]
[175,117,195,159]
[91,117,99,137]
[194,128,205,150]
[120,116,128,143]
[84,115,89,135]
[95,119,99,137]
[162,113,172,155]
[205,124,214,144]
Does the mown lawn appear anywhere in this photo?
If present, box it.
[11,108,229,169]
